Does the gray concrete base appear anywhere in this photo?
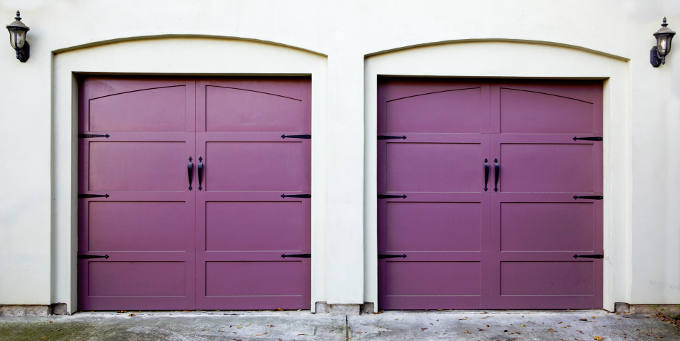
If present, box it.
[1,310,678,340]
[315,302,361,315]
[0,305,50,317]
[615,302,680,315]
[0,304,68,317]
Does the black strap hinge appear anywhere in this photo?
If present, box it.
[281,253,311,258]
[573,136,602,141]
[78,193,109,199]
[378,194,407,199]
[79,133,110,139]
[378,135,407,140]
[379,254,407,259]
[573,254,603,259]
[78,254,109,259]
[281,193,311,198]
[573,195,603,200]
[281,134,311,139]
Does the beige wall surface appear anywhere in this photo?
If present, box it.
[0,0,679,311]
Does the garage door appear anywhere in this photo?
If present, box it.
[378,79,603,309]
[78,77,311,310]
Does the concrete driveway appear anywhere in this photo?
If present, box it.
[0,310,677,340]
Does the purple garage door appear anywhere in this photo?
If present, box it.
[378,79,603,309]
[78,77,311,310]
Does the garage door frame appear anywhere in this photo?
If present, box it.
[52,37,328,314]
[364,40,631,312]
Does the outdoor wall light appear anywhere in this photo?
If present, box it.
[651,17,675,67]
[6,10,29,62]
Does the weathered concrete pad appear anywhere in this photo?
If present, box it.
[0,311,346,341]
[1,310,678,341]
[348,310,680,340]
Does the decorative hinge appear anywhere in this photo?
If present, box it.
[78,254,109,259]
[281,134,311,139]
[572,136,602,141]
[573,195,603,200]
[378,194,407,199]
[79,133,110,138]
[281,193,311,198]
[378,135,407,140]
[281,253,311,258]
[78,193,110,198]
[573,254,603,259]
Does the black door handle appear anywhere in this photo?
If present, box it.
[187,157,194,191]
[281,253,311,258]
[494,158,500,192]
[573,254,604,259]
[378,254,407,259]
[197,156,204,191]
[483,158,489,192]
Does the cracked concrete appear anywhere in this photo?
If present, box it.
[0,310,678,340]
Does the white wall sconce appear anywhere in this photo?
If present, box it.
[6,10,30,62]
[651,17,675,67]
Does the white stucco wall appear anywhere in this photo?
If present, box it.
[0,0,679,311]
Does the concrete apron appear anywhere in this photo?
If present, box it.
[0,310,678,341]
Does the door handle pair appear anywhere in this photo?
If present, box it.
[483,158,500,192]
[187,157,204,191]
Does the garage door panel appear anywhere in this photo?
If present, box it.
[205,201,306,251]
[385,142,482,193]
[499,143,595,193]
[385,87,483,133]
[500,202,594,252]
[500,87,596,134]
[204,141,308,192]
[500,261,594,296]
[380,261,481,296]
[89,85,189,132]
[87,261,187,297]
[205,261,308,297]
[382,202,481,251]
[88,141,189,191]
[204,85,307,132]
[87,201,192,251]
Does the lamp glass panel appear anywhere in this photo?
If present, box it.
[14,30,25,49]
[657,35,669,56]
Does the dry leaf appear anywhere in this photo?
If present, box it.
[548,328,556,333]
[593,337,603,341]
[520,324,527,327]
